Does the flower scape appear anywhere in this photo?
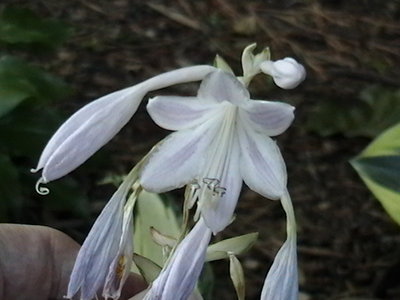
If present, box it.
[32,44,306,300]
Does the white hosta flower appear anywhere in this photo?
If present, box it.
[66,170,138,300]
[31,65,216,193]
[144,218,212,300]
[261,191,298,300]
[140,70,294,233]
[260,58,306,89]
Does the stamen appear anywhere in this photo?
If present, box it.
[203,178,220,190]
[187,180,201,209]
[35,178,49,195]
[193,204,202,222]
[214,186,226,197]
[162,245,172,261]
[191,181,201,190]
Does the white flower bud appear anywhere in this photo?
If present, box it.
[260,57,306,89]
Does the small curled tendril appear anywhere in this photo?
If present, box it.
[35,178,50,195]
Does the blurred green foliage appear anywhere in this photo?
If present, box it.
[0,56,70,117]
[0,6,72,50]
[308,81,400,225]
[307,85,400,138]
[0,6,89,222]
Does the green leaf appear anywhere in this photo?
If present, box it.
[352,156,400,193]
[0,154,23,221]
[0,56,70,107]
[0,86,30,118]
[229,254,245,300]
[359,123,400,156]
[0,6,71,49]
[132,253,162,284]
[308,86,400,138]
[214,54,234,74]
[351,123,400,225]
[206,232,258,262]
[133,191,181,267]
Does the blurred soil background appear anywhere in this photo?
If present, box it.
[1,0,400,299]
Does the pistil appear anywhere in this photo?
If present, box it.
[189,103,238,220]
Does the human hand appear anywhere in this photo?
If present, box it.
[0,224,146,300]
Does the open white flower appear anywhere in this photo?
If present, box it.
[31,65,216,193]
[140,70,294,234]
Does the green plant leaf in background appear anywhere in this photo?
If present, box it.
[351,122,400,225]
[132,253,162,284]
[308,85,400,137]
[0,56,70,115]
[206,232,258,262]
[0,86,30,118]
[0,6,71,49]
[0,104,62,155]
[133,191,181,267]
[0,154,23,221]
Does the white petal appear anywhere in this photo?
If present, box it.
[147,96,217,130]
[67,170,137,299]
[239,100,294,136]
[197,70,249,105]
[237,122,287,200]
[67,185,125,299]
[201,136,242,234]
[260,234,298,300]
[146,219,212,300]
[103,209,134,299]
[261,191,298,300]
[140,118,220,193]
[36,86,144,182]
[141,65,216,91]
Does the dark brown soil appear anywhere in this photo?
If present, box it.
[2,1,400,299]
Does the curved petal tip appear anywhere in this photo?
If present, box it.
[30,167,40,173]
[35,177,49,195]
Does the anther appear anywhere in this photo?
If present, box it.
[190,181,201,190]
[203,178,220,190]
[214,186,226,197]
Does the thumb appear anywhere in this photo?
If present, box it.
[0,224,146,300]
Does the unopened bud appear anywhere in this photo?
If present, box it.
[260,57,306,89]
